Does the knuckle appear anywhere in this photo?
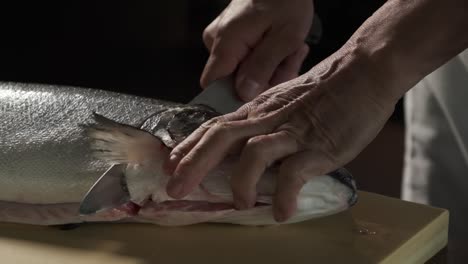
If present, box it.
[202,29,214,47]
[213,23,238,49]
[211,121,235,139]
[244,98,273,116]
[175,157,193,176]
[279,128,300,142]
[200,116,241,143]
[244,136,269,161]
[200,116,223,129]
[181,147,199,163]
[215,21,233,37]
[280,164,308,187]
[246,135,268,147]
[171,141,195,157]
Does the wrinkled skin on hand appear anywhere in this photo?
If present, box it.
[201,0,314,101]
[165,48,398,222]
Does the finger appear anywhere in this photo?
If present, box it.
[235,29,303,101]
[162,125,208,176]
[269,44,309,87]
[166,116,280,199]
[231,131,299,210]
[273,150,332,222]
[201,5,271,89]
[202,16,219,51]
[163,111,244,175]
[202,8,229,51]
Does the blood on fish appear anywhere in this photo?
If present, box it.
[132,200,269,213]
[152,200,234,212]
[116,202,141,216]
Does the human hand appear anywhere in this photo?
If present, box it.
[165,47,400,222]
[201,0,314,102]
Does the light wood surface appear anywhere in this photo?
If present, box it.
[0,191,448,264]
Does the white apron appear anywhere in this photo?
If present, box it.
[403,48,468,260]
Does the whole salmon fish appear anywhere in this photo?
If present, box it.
[0,82,357,226]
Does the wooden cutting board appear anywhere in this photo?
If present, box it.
[0,191,448,264]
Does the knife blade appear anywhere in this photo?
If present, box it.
[188,76,244,114]
[79,164,130,215]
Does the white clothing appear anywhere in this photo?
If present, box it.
[403,48,468,261]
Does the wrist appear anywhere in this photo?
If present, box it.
[341,40,407,105]
[302,42,403,112]
[332,0,468,106]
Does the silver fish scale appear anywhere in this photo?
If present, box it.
[0,82,169,204]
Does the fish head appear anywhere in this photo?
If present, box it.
[79,106,223,215]
[139,104,219,148]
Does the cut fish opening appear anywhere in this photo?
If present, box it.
[117,200,271,216]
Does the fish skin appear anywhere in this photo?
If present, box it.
[0,82,168,204]
[0,82,358,226]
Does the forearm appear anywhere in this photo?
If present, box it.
[318,0,468,103]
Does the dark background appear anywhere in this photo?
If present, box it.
[0,0,404,197]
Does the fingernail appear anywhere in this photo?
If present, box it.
[238,78,261,102]
[169,154,179,163]
[167,178,185,199]
[274,209,287,223]
[234,198,250,210]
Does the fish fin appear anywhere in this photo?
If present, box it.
[139,109,177,148]
[85,112,167,164]
[154,129,177,148]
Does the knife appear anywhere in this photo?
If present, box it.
[79,76,243,215]
[79,164,129,215]
[188,76,244,113]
